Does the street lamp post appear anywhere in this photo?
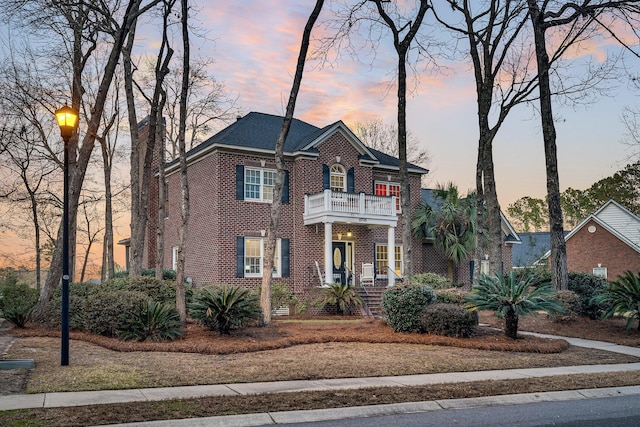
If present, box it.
[55,104,79,367]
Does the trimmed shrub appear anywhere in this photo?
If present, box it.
[435,288,468,305]
[382,283,437,333]
[102,276,179,305]
[189,285,260,335]
[44,282,95,329]
[111,269,177,280]
[549,290,580,322]
[0,283,39,328]
[410,272,454,290]
[119,301,184,342]
[84,290,150,337]
[420,303,476,338]
[568,272,609,319]
[256,282,298,314]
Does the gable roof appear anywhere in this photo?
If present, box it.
[419,189,521,245]
[164,112,428,174]
[564,199,640,254]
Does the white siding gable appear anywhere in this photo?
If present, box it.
[595,201,640,251]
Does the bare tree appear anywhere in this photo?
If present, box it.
[369,0,431,278]
[352,119,429,169]
[174,0,190,322]
[526,0,640,289]
[261,0,325,325]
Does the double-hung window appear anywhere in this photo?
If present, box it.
[245,167,276,202]
[375,181,401,212]
[244,238,281,278]
[374,244,403,277]
[330,164,346,192]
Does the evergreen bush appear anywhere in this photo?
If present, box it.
[84,289,149,337]
[0,283,39,328]
[381,283,437,333]
[549,290,581,322]
[420,303,476,337]
[435,288,468,305]
[410,272,454,290]
[568,272,609,319]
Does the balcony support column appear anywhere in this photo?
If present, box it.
[387,226,395,287]
[324,222,333,285]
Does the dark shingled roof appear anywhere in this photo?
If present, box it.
[168,111,428,173]
[512,232,552,267]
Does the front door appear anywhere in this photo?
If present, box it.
[332,241,346,285]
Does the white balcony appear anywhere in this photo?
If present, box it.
[304,190,398,227]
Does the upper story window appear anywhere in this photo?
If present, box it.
[330,164,346,192]
[375,181,401,212]
[245,167,276,202]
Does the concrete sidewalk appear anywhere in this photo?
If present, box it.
[1,332,640,422]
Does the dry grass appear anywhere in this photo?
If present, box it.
[2,312,640,426]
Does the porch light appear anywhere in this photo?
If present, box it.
[346,230,352,238]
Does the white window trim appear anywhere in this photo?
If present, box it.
[172,246,179,271]
[375,244,403,278]
[330,164,346,192]
[244,167,276,203]
[244,238,282,278]
[375,180,401,213]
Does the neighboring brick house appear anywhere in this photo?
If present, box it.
[546,200,640,281]
[419,189,521,286]
[142,112,428,297]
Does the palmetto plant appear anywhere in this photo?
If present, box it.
[593,270,640,330]
[412,183,477,281]
[119,301,184,342]
[320,283,363,315]
[189,285,261,335]
[466,271,565,339]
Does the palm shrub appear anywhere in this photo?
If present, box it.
[0,283,39,328]
[318,283,363,315]
[119,301,184,341]
[382,283,437,333]
[420,303,476,338]
[592,270,640,330]
[189,285,260,335]
[465,271,565,339]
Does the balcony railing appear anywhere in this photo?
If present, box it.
[303,190,398,226]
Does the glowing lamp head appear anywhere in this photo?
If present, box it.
[55,104,79,141]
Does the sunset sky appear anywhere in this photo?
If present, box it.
[1,1,638,272]
[144,0,635,207]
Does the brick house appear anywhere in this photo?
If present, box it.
[548,200,640,280]
[143,112,428,299]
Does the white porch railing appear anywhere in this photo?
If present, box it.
[304,190,397,226]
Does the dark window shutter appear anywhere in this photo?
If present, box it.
[236,237,245,277]
[281,238,290,277]
[282,170,290,204]
[236,165,244,200]
[347,167,355,193]
[322,164,330,190]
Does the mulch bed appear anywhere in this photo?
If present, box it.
[11,316,569,354]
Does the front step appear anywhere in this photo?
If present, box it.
[356,286,387,317]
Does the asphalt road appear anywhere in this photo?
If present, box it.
[258,394,640,427]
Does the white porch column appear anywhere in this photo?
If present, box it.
[387,226,395,287]
[324,222,333,284]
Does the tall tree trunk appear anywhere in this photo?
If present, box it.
[261,0,325,325]
[527,0,568,290]
[33,0,153,319]
[100,138,115,281]
[175,0,190,322]
[372,0,430,281]
[155,104,167,279]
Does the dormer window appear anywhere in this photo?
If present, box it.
[330,164,346,192]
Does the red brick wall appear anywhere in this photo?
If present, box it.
[566,219,640,280]
[154,129,427,296]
